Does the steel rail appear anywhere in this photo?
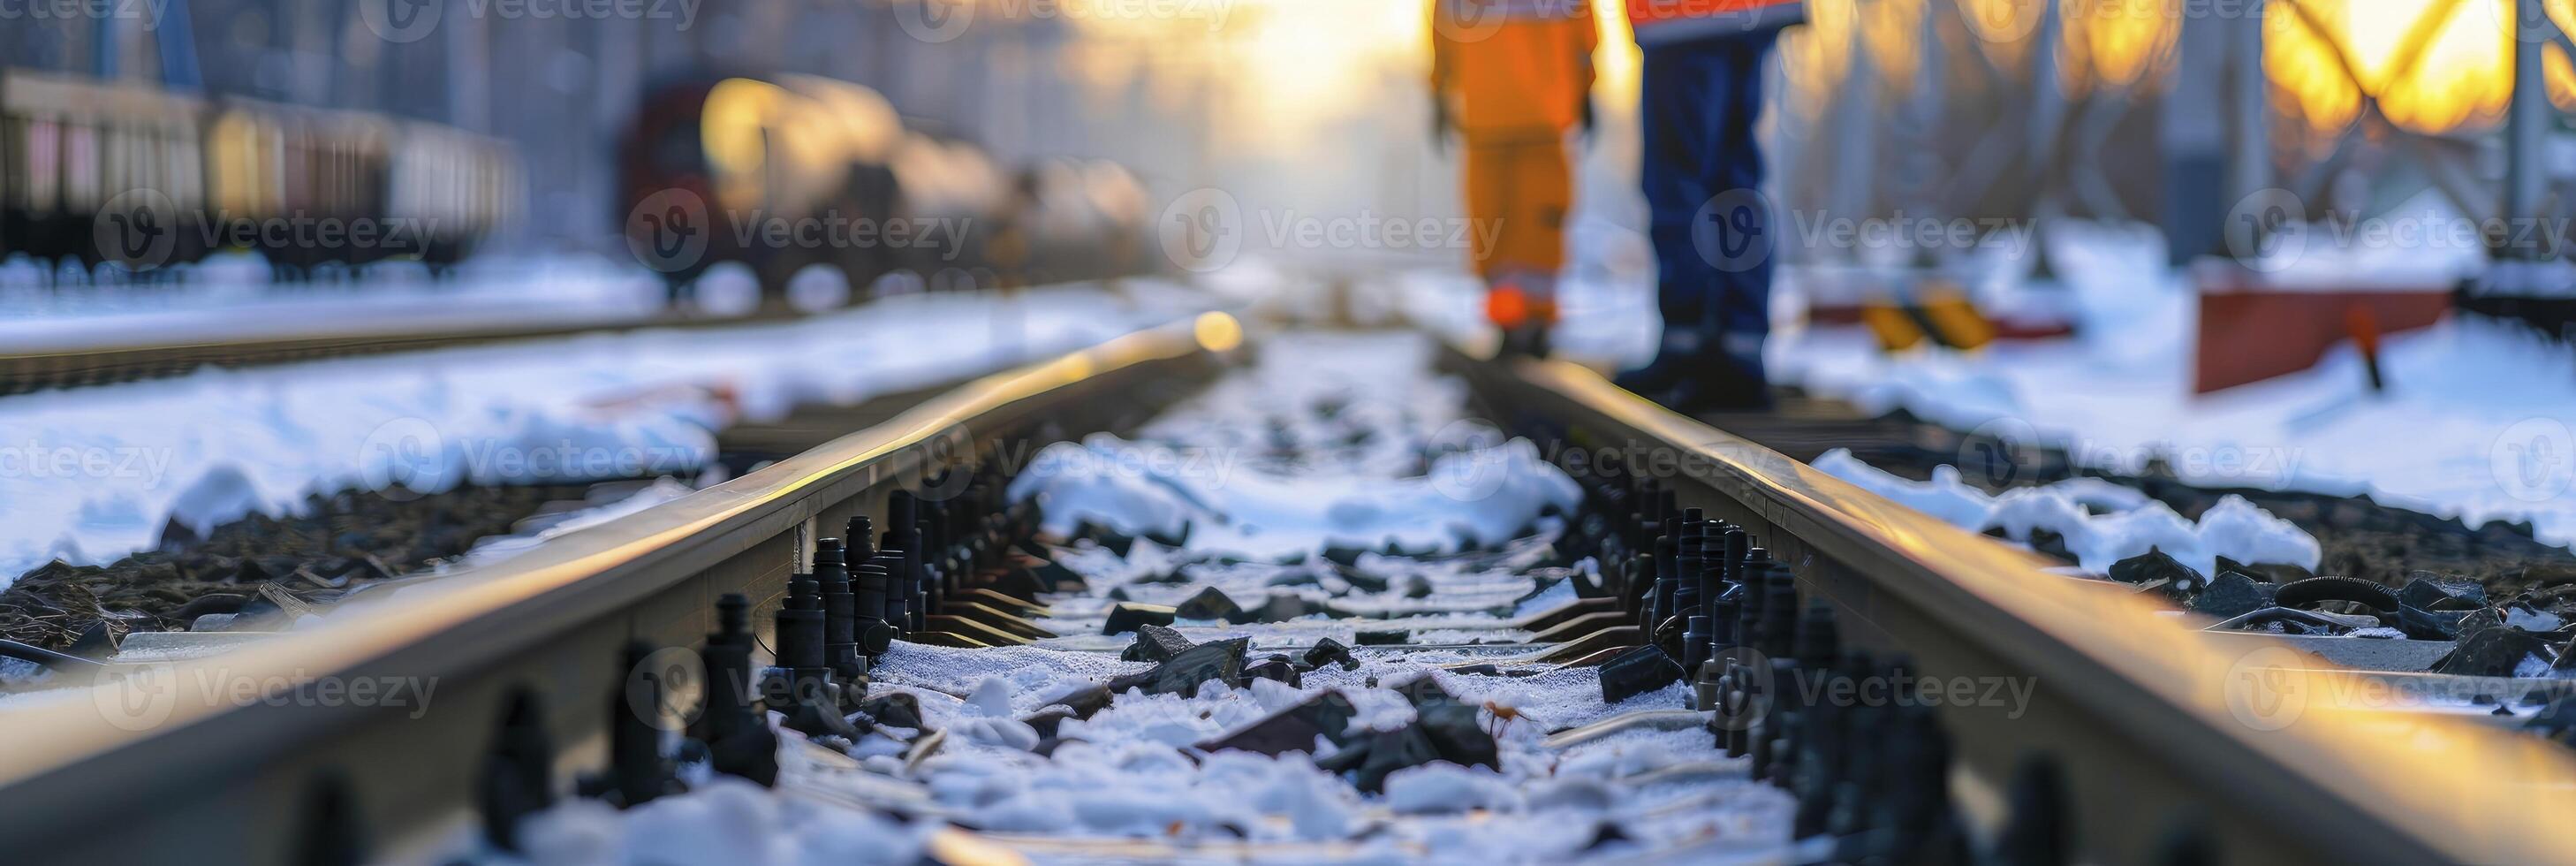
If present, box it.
[1,323,2563,864]
[0,316,1234,863]
[0,310,720,394]
[1448,346,2576,865]
[0,282,1170,395]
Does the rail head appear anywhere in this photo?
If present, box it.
[1466,350,2576,865]
[0,315,1241,858]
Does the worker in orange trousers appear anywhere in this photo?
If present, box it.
[1430,0,1599,357]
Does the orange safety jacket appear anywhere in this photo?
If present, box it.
[1429,0,1599,136]
[1625,0,1804,47]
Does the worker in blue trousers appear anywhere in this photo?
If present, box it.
[1614,0,1803,411]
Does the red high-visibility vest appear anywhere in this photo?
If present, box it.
[1625,0,1803,47]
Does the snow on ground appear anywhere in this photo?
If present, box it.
[0,281,1209,585]
[462,328,1789,864]
[1813,448,2322,575]
[1391,218,2576,552]
[1774,224,2576,551]
[883,330,1779,861]
[1008,330,1583,559]
[498,776,934,866]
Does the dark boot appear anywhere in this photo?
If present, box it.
[1500,323,1554,359]
[1615,330,1704,395]
[1673,345,1773,413]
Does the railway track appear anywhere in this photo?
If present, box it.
[0,310,705,395]
[0,280,1180,396]
[0,315,2570,863]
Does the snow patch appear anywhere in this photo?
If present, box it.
[1815,449,2322,574]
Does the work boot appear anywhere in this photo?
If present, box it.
[1499,323,1553,359]
[1669,351,1774,414]
[1615,329,1703,396]
[1486,277,1555,360]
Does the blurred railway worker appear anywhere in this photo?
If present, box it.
[1430,0,1599,357]
[1614,0,1802,411]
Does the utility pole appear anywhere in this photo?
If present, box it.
[2504,0,2549,256]
[2163,0,2266,264]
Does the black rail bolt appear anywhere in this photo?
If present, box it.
[476,689,554,851]
[700,594,777,786]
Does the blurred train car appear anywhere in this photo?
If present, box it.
[617,73,1157,306]
[619,75,880,303]
[390,122,523,267]
[888,127,1006,286]
[1000,157,1149,285]
[2,70,210,270]
[204,99,399,272]
[0,68,521,278]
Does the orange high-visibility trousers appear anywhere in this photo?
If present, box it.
[1461,134,1572,291]
[1430,0,1595,325]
